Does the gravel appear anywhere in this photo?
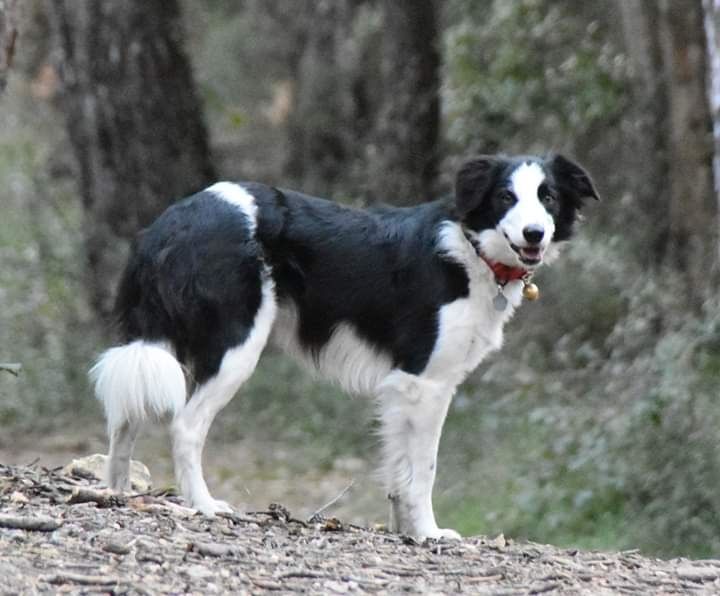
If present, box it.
[1,462,719,595]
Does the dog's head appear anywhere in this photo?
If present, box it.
[455,154,599,269]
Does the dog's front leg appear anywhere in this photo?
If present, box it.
[376,371,460,540]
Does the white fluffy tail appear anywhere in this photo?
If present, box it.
[90,341,187,432]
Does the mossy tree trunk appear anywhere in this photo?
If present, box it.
[48,0,216,321]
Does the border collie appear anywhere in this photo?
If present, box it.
[90,154,598,539]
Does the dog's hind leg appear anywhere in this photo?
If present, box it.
[376,370,460,540]
[171,281,276,516]
[107,420,141,490]
[91,341,187,492]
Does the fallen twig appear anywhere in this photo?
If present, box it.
[248,503,307,526]
[0,362,22,376]
[308,480,354,522]
[42,572,119,586]
[189,541,237,557]
[67,486,127,508]
[217,510,265,526]
[0,513,62,531]
[128,496,197,517]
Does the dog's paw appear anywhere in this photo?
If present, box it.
[193,498,234,517]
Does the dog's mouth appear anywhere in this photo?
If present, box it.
[504,233,544,266]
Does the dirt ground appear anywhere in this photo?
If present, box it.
[2,460,720,594]
[0,423,384,527]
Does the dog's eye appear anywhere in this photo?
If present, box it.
[499,190,516,206]
[540,192,556,206]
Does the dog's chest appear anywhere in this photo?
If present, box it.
[422,270,523,387]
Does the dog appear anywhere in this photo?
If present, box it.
[90,153,598,539]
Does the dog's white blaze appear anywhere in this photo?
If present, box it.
[208,182,258,232]
[501,162,555,247]
[172,278,277,515]
[272,305,393,397]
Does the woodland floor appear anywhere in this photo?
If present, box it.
[2,458,720,595]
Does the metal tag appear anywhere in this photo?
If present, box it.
[493,289,508,311]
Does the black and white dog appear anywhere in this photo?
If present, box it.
[91,154,598,539]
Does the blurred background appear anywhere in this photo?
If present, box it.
[1,0,720,558]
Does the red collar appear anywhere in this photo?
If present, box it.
[478,254,528,286]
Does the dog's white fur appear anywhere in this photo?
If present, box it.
[271,304,394,397]
[90,342,185,491]
[208,181,258,232]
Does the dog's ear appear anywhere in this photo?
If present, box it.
[455,156,503,216]
[546,154,600,204]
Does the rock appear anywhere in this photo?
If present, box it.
[10,491,28,504]
[62,454,153,492]
[676,566,720,582]
[102,541,132,555]
[184,564,215,580]
[189,542,236,557]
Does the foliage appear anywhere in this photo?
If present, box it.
[0,82,100,428]
[618,311,720,557]
[433,234,720,556]
[444,0,628,156]
[435,0,720,557]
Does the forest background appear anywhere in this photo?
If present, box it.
[2,0,720,559]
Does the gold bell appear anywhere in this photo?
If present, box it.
[522,282,540,301]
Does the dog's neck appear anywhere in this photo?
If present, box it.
[463,230,529,286]
[478,254,528,286]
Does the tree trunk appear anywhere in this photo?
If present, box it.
[273,0,439,206]
[703,0,720,266]
[659,0,717,302]
[284,1,357,196]
[0,0,17,92]
[619,0,717,306]
[369,0,440,205]
[616,1,672,265]
[48,0,216,320]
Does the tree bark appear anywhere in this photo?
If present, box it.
[284,1,357,196]
[269,0,440,206]
[616,1,671,264]
[659,0,717,301]
[703,0,720,266]
[0,0,17,93]
[619,0,717,305]
[48,0,216,320]
[370,0,440,205]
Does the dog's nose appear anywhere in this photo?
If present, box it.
[523,225,545,245]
